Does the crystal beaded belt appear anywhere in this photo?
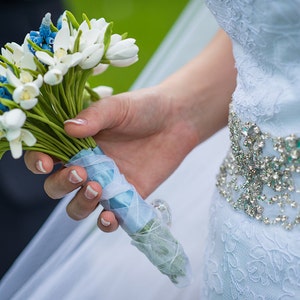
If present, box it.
[217,106,300,230]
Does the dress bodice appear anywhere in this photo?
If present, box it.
[205,0,300,230]
[202,3,300,298]
[205,0,300,136]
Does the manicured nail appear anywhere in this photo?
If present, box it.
[101,217,111,227]
[68,170,83,184]
[84,185,99,200]
[36,160,46,173]
[64,118,87,125]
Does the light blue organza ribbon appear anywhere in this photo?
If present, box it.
[66,146,157,234]
[66,146,192,287]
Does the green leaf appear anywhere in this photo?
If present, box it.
[0,83,15,95]
[33,56,47,74]
[0,98,19,110]
[121,32,128,40]
[27,39,53,57]
[103,22,113,53]
[50,22,58,32]
[82,13,91,29]
[0,141,10,160]
[73,29,82,53]
[66,10,80,30]
[84,85,101,102]
[0,55,19,76]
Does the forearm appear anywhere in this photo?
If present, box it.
[159,29,236,147]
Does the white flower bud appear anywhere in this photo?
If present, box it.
[44,69,64,85]
[106,38,139,67]
[93,86,113,99]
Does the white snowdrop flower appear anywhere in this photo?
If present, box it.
[68,17,109,69]
[93,63,109,75]
[0,109,36,158]
[79,44,105,69]
[8,129,36,159]
[93,86,113,99]
[35,21,82,85]
[105,34,139,67]
[2,41,36,71]
[6,69,43,110]
[13,82,40,109]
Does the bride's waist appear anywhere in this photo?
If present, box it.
[231,86,300,137]
[216,106,300,230]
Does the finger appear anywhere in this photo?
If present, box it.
[44,166,87,199]
[63,95,128,138]
[66,181,102,220]
[97,210,119,232]
[24,151,55,174]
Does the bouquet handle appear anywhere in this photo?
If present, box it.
[66,146,192,287]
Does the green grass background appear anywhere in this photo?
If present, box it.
[64,0,189,93]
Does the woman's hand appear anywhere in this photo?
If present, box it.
[24,29,236,232]
[24,85,200,232]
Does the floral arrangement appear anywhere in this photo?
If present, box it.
[0,11,191,287]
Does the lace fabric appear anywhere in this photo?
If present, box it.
[202,192,300,300]
[202,1,300,298]
[205,0,300,136]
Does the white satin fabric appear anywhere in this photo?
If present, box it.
[0,1,222,299]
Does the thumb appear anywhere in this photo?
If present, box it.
[64,94,129,138]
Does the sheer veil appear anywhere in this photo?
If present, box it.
[0,1,227,299]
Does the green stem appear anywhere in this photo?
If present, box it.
[23,144,70,162]
[25,112,81,154]
[25,123,74,157]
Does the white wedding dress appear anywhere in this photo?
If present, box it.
[201,0,300,299]
[0,1,221,299]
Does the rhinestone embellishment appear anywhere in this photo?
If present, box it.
[217,106,300,230]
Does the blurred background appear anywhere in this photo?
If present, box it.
[65,0,189,93]
[0,0,189,278]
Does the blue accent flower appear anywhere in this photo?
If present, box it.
[0,75,13,112]
[56,15,63,30]
[28,13,57,54]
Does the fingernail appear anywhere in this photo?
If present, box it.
[68,170,83,184]
[64,118,87,125]
[101,217,111,227]
[36,160,46,173]
[84,185,99,200]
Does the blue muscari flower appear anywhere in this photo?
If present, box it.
[39,13,52,39]
[56,15,63,30]
[28,13,57,54]
[0,75,13,112]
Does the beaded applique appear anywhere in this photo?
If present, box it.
[217,106,300,230]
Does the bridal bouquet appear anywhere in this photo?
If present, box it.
[0,11,191,287]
